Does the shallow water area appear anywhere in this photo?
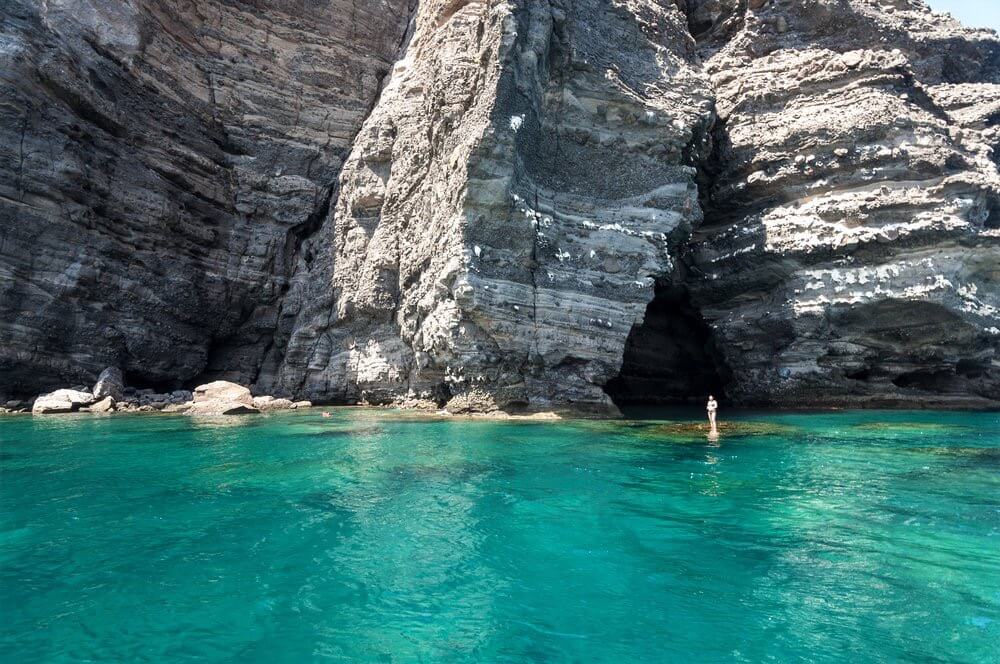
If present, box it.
[1,408,998,662]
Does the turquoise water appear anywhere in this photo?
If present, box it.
[1,409,998,662]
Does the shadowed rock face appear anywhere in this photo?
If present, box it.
[2,0,998,411]
[0,0,413,398]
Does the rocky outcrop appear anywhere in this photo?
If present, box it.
[673,0,1000,408]
[0,0,414,400]
[92,367,124,400]
[2,0,998,412]
[257,0,714,414]
[32,388,94,413]
[88,396,115,413]
[20,376,310,415]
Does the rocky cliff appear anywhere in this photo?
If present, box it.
[0,0,413,395]
[2,0,998,412]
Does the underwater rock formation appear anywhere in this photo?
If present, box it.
[1,0,997,411]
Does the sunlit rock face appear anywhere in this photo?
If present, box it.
[2,0,998,411]
[262,0,714,413]
[0,0,412,398]
[682,0,1000,408]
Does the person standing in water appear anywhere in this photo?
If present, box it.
[706,395,719,433]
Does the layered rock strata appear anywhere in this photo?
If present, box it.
[2,0,998,412]
[678,0,1000,408]
[0,0,413,398]
[259,0,714,413]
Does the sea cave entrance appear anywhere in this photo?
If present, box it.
[603,280,731,407]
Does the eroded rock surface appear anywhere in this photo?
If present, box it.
[32,388,94,414]
[259,0,714,413]
[0,0,413,399]
[2,0,998,412]
[679,0,1000,408]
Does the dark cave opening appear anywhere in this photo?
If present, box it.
[604,280,731,407]
[123,370,184,394]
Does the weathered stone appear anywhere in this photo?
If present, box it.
[185,400,259,416]
[0,0,414,400]
[92,367,124,401]
[193,381,253,406]
[90,396,115,413]
[260,0,714,415]
[672,0,1000,409]
[1,0,997,413]
[252,396,296,412]
[32,389,94,414]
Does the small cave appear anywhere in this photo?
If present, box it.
[123,370,185,394]
[604,280,731,407]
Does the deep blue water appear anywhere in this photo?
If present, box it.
[1,409,998,662]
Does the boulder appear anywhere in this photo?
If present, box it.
[32,389,95,414]
[92,367,125,400]
[193,381,253,405]
[90,397,116,413]
[252,396,296,411]
[291,400,313,409]
[186,400,259,416]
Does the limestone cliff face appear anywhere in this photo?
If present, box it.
[258,0,713,413]
[2,0,998,411]
[0,0,412,397]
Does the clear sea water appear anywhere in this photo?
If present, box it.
[1,409,998,663]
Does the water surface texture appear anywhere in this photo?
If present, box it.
[1,410,998,662]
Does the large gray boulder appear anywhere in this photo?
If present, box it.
[186,381,258,415]
[32,389,95,414]
[89,397,116,413]
[193,381,253,405]
[92,367,125,401]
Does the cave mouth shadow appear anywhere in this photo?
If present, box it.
[604,280,731,407]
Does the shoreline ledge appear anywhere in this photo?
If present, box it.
[9,371,311,416]
[4,366,998,417]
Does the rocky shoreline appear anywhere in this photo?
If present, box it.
[2,368,311,416]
